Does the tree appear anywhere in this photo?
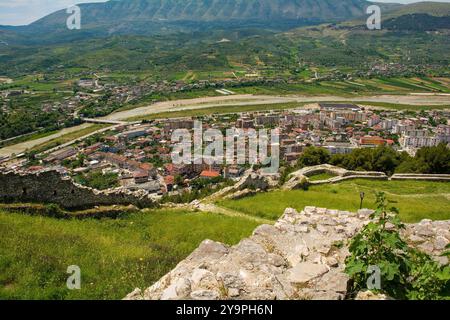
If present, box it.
[297,147,331,168]
[396,143,450,174]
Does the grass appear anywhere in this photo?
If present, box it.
[230,77,450,96]
[218,180,450,223]
[0,209,259,300]
[307,172,337,181]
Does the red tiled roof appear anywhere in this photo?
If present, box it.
[164,175,175,185]
[200,170,220,178]
[139,163,154,171]
[133,170,149,178]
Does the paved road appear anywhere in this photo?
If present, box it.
[0,123,94,158]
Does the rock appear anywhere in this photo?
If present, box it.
[228,288,240,297]
[418,241,435,254]
[308,290,345,300]
[126,206,450,301]
[358,209,374,218]
[408,234,426,244]
[123,288,142,300]
[317,224,329,234]
[355,290,393,300]
[160,284,178,300]
[190,290,220,300]
[175,278,191,298]
[191,269,216,290]
[268,253,286,267]
[287,263,329,285]
[189,240,229,262]
[434,255,449,266]
[316,270,350,293]
[326,257,339,268]
[414,226,435,237]
[433,236,449,250]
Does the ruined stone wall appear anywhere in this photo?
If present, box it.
[125,207,449,300]
[283,165,450,190]
[0,170,155,209]
[390,173,450,182]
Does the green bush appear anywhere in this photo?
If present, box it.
[345,192,449,300]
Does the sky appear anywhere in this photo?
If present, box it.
[0,0,449,26]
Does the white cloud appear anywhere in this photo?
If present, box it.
[0,0,108,26]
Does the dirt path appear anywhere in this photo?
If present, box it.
[197,202,273,224]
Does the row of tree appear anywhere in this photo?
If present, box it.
[296,144,450,175]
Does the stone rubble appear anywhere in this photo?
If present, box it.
[125,206,450,300]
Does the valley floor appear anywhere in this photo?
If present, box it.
[1,93,449,159]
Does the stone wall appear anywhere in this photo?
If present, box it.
[391,173,450,182]
[283,164,388,190]
[125,207,449,300]
[283,165,450,190]
[0,170,156,209]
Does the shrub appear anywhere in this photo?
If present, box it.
[345,192,449,300]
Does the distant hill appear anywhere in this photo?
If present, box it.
[380,1,450,31]
[383,1,450,18]
[383,13,450,32]
[0,1,448,77]
[1,0,380,45]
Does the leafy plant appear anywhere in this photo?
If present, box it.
[345,192,449,300]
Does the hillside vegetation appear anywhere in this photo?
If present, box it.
[0,209,259,299]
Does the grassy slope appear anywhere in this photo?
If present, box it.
[218,180,450,223]
[0,209,259,300]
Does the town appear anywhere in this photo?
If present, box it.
[2,102,448,200]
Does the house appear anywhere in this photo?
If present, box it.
[133,170,149,184]
[359,136,387,147]
[84,143,103,155]
[284,153,301,162]
[44,147,77,163]
[224,166,244,179]
[200,170,221,179]
[164,175,175,192]
[319,103,361,112]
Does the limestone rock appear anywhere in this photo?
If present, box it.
[123,288,143,300]
[355,290,393,300]
[287,263,329,285]
[191,290,220,300]
[126,206,449,301]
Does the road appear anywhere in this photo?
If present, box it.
[0,123,94,158]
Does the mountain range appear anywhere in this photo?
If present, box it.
[1,0,400,44]
[0,0,448,77]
